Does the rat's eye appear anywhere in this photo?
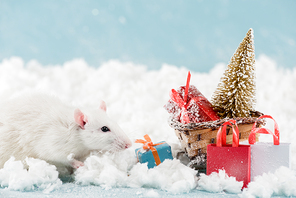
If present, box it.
[101,126,110,132]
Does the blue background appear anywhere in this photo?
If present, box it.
[0,0,295,72]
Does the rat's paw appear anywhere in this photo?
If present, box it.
[71,159,84,169]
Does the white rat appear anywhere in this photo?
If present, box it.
[0,93,132,173]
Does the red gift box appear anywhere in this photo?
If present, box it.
[164,72,219,124]
[207,120,251,189]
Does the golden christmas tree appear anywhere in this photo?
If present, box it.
[211,28,256,119]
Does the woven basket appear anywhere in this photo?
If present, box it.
[170,111,264,168]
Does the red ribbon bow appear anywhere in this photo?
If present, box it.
[135,134,164,166]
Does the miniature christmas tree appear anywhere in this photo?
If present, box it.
[211,28,256,119]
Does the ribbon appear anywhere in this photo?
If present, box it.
[183,70,191,104]
[216,119,240,147]
[249,115,279,145]
[169,72,191,124]
[135,134,165,166]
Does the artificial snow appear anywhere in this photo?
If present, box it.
[144,189,160,197]
[0,55,295,197]
[0,157,62,192]
[75,151,197,193]
[127,159,197,193]
[197,170,243,194]
[242,166,296,197]
[74,151,134,188]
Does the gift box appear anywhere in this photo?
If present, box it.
[135,135,173,169]
[248,115,291,181]
[164,71,220,124]
[207,120,251,189]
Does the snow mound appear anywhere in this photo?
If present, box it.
[242,166,296,198]
[0,157,62,193]
[144,189,160,197]
[75,151,198,194]
[197,170,243,194]
[74,150,135,188]
[128,158,197,193]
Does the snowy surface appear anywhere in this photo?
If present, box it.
[0,55,295,197]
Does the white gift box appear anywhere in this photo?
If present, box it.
[248,115,291,181]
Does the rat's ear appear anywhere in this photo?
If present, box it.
[74,109,88,129]
[99,100,107,112]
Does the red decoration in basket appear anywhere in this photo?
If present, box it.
[164,71,220,124]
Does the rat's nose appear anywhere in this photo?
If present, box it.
[126,138,133,149]
[125,143,132,149]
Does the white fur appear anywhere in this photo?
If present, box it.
[0,93,132,173]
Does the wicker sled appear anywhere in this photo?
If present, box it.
[170,111,264,170]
